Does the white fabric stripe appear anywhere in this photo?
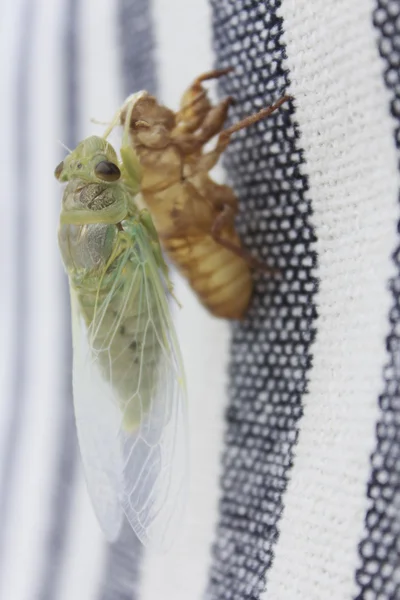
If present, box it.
[0,0,28,587]
[58,471,104,600]
[34,0,79,596]
[57,1,124,596]
[140,1,230,599]
[79,0,123,137]
[0,1,71,598]
[0,0,24,514]
[265,2,399,599]
[0,0,23,448]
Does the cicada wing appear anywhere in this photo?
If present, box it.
[70,288,124,541]
[70,236,188,551]
[118,246,188,550]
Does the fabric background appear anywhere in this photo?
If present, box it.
[0,1,399,599]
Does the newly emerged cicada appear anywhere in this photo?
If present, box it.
[113,69,290,319]
[55,135,187,550]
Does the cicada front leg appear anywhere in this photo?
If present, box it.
[101,96,144,196]
[121,98,146,186]
[172,68,235,154]
[173,97,234,156]
[176,67,233,125]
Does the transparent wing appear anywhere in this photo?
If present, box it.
[70,235,188,550]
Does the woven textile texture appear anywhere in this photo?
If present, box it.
[355,2,400,598]
[207,1,316,598]
[0,1,399,600]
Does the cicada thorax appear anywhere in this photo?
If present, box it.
[60,218,162,431]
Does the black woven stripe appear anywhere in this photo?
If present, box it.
[355,4,400,599]
[207,1,317,599]
[97,1,158,598]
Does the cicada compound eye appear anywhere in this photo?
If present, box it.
[54,161,64,180]
[95,160,121,182]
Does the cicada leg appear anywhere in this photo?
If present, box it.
[173,96,234,156]
[101,97,143,196]
[119,99,144,195]
[184,95,292,177]
[217,94,292,148]
[173,68,235,153]
[177,67,233,116]
[191,67,234,85]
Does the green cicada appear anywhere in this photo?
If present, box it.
[55,120,187,550]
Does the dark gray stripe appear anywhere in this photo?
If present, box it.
[355,3,400,598]
[97,520,142,600]
[0,0,36,583]
[98,0,158,597]
[118,0,157,97]
[206,1,317,599]
[35,0,79,598]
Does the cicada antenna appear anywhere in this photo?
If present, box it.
[57,140,72,153]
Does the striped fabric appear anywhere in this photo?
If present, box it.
[0,1,399,599]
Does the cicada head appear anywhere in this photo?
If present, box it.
[55,136,121,184]
[56,137,129,226]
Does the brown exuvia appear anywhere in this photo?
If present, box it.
[120,69,290,320]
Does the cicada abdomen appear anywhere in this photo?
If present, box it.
[59,219,164,430]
